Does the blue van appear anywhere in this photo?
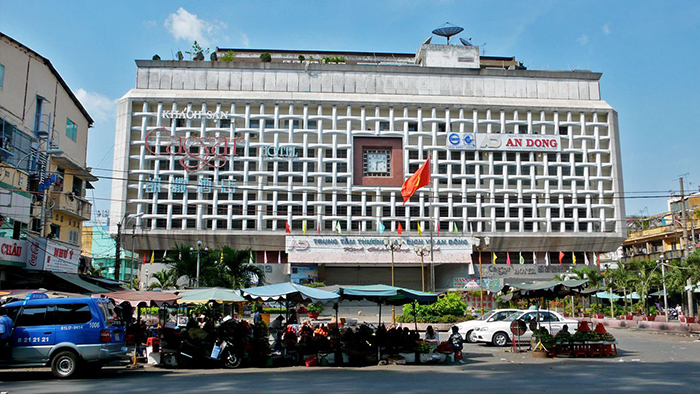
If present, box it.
[0,295,127,378]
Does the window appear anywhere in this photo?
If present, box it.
[34,96,47,135]
[97,301,118,326]
[0,63,4,90]
[66,118,78,141]
[69,230,79,244]
[54,303,92,325]
[16,305,49,327]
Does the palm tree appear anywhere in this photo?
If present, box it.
[607,263,634,313]
[629,260,661,315]
[568,266,605,311]
[164,243,200,287]
[217,246,265,288]
[667,250,700,315]
[148,269,179,290]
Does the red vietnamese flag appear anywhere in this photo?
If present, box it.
[559,251,564,264]
[142,252,148,265]
[285,221,291,234]
[401,157,431,204]
[506,252,511,266]
[398,222,403,235]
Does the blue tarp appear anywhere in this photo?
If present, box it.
[241,282,340,304]
[335,284,438,305]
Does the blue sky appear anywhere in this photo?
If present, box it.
[1,1,698,219]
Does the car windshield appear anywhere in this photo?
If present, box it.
[504,312,527,322]
[477,311,497,321]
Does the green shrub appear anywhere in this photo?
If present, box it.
[303,282,326,288]
[260,52,272,62]
[220,50,235,62]
[398,292,472,323]
[307,304,324,314]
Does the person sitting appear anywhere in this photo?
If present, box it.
[560,324,569,334]
[448,326,464,360]
[425,325,439,346]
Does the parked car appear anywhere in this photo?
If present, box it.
[455,309,522,343]
[0,294,127,378]
[473,310,578,347]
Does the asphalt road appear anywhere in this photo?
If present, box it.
[1,328,698,394]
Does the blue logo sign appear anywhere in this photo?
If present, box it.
[447,132,476,150]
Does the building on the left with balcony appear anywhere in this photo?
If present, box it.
[0,33,100,289]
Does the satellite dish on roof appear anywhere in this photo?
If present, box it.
[460,37,474,46]
[432,22,464,45]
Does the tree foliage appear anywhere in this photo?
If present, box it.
[162,243,264,289]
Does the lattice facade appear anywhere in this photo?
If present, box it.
[112,57,625,253]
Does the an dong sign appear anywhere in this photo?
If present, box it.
[145,127,245,172]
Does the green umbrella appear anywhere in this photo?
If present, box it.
[177,287,245,304]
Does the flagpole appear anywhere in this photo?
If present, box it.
[429,178,436,293]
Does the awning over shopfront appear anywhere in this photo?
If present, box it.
[52,272,112,293]
[335,284,438,305]
[502,279,590,300]
[241,282,340,304]
[176,287,245,304]
[92,290,180,307]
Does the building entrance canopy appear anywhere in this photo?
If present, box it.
[286,236,473,264]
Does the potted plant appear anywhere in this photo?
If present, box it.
[680,316,696,324]
[307,303,324,319]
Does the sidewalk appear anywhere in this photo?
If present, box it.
[573,316,700,334]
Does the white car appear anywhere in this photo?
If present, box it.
[473,310,578,347]
[455,309,522,343]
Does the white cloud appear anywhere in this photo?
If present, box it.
[143,19,157,28]
[602,23,611,35]
[240,33,250,47]
[164,7,226,47]
[75,89,116,123]
[577,34,589,45]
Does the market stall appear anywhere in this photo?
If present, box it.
[92,290,181,366]
[501,279,618,358]
[333,285,449,364]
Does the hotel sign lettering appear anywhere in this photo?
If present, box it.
[476,134,561,152]
[286,236,474,264]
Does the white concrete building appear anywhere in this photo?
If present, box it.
[0,33,96,280]
[111,41,625,290]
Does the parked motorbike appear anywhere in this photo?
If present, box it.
[668,308,679,321]
[176,321,244,369]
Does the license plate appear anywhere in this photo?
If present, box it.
[115,333,121,341]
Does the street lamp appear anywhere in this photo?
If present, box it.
[384,237,404,323]
[658,253,669,322]
[190,240,207,288]
[414,245,431,292]
[476,236,491,317]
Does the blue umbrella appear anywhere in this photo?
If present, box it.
[594,292,622,300]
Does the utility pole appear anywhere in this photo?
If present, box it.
[130,224,136,289]
[680,177,693,317]
[115,222,122,281]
